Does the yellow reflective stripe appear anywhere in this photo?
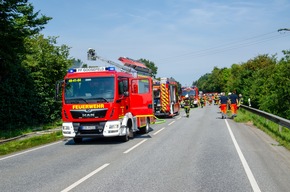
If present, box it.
[135,114,155,118]
[161,84,169,111]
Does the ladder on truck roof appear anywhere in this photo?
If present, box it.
[118,57,152,76]
[87,48,152,77]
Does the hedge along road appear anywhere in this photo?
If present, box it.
[1,105,290,192]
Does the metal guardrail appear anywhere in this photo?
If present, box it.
[240,105,290,130]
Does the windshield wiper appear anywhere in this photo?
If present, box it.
[66,98,88,104]
[92,97,109,103]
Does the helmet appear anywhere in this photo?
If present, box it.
[228,92,232,95]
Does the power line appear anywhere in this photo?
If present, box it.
[154,31,290,63]
[181,34,286,58]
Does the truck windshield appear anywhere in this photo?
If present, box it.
[182,90,196,97]
[64,77,115,104]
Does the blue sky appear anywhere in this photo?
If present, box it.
[30,0,290,86]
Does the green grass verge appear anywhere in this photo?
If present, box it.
[234,108,290,151]
[0,131,64,156]
[0,120,63,139]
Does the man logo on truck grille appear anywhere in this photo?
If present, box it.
[82,113,95,117]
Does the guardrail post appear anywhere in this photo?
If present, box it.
[279,125,282,133]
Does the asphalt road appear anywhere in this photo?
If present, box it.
[1,105,290,192]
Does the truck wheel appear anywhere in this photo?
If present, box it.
[120,127,129,142]
[73,138,82,144]
[140,118,150,134]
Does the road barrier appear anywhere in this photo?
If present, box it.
[240,105,290,131]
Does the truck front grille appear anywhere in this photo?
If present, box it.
[70,109,107,119]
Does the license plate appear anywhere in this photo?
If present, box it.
[81,126,96,130]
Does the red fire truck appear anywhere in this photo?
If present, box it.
[180,86,199,108]
[56,49,154,143]
[153,78,180,117]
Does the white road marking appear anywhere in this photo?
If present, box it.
[0,141,62,161]
[61,163,110,192]
[168,121,175,126]
[123,139,147,154]
[225,120,261,192]
[153,127,165,135]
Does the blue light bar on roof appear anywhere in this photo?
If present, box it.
[68,68,76,73]
[67,66,115,73]
[105,66,115,71]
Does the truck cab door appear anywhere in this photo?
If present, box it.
[129,77,153,116]
[117,78,130,117]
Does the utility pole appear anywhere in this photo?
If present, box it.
[278,28,290,32]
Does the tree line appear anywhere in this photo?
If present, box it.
[0,0,73,132]
[195,51,290,120]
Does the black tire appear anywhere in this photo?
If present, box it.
[140,118,150,134]
[73,138,82,144]
[120,127,129,142]
[145,118,150,133]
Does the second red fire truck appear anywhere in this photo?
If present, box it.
[153,77,180,117]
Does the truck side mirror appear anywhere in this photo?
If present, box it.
[124,91,129,96]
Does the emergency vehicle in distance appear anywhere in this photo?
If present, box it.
[180,86,199,108]
[56,49,154,143]
[153,77,180,117]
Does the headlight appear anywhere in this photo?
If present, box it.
[63,126,71,130]
[108,124,119,129]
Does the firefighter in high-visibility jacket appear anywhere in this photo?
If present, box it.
[184,94,190,117]
[214,93,219,105]
[203,94,207,106]
[200,95,205,108]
